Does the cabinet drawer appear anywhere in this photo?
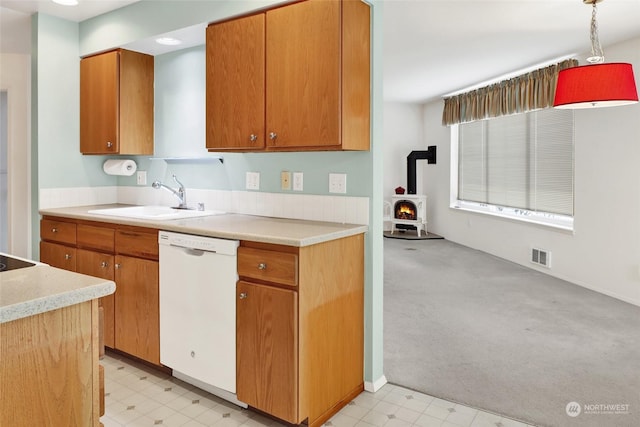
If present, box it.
[78,224,115,253]
[238,247,298,287]
[116,228,158,260]
[41,219,76,245]
[40,241,77,271]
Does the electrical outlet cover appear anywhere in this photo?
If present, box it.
[329,173,347,194]
[293,172,303,191]
[246,172,260,190]
[281,171,291,190]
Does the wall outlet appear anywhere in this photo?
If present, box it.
[136,171,147,186]
[281,171,291,190]
[293,172,303,191]
[329,173,347,194]
[246,172,260,190]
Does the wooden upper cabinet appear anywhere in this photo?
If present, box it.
[80,49,154,155]
[206,13,266,151]
[206,0,370,152]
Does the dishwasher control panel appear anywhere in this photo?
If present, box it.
[159,231,238,255]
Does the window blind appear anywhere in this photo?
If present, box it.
[458,109,574,216]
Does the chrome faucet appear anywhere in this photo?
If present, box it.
[152,174,188,209]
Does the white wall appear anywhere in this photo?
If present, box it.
[0,53,31,258]
[417,36,640,306]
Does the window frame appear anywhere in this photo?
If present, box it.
[449,111,575,232]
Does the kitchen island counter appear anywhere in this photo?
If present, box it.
[39,204,368,247]
[0,260,115,324]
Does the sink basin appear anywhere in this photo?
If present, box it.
[88,206,226,221]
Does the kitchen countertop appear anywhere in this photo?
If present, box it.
[0,256,116,324]
[39,204,369,247]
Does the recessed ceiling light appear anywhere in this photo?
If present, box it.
[155,37,182,46]
[52,0,79,6]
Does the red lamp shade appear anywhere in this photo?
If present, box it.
[553,63,639,109]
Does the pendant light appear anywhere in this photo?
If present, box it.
[553,0,638,109]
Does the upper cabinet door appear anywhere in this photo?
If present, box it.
[206,14,266,151]
[265,0,341,149]
[80,49,154,155]
[80,50,119,154]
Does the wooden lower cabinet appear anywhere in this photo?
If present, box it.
[236,235,364,427]
[114,254,160,365]
[77,249,116,348]
[40,216,160,366]
[40,241,77,271]
[237,281,298,422]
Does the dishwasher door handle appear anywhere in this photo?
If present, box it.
[174,246,206,257]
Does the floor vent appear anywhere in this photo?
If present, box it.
[531,248,551,268]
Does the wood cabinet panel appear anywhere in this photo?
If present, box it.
[1,300,99,426]
[80,49,154,155]
[266,0,340,149]
[80,50,119,154]
[41,218,77,245]
[236,281,298,423]
[40,241,77,271]
[238,247,298,287]
[119,49,155,155]
[77,249,115,348]
[206,13,265,150]
[78,224,115,253]
[114,255,160,365]
[116,228,159,260]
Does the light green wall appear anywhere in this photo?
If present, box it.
[33,14,115,189]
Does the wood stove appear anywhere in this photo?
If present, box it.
[390,195,427,236]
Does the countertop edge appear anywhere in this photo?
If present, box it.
[39,206,369,247]
[0,280,116,324]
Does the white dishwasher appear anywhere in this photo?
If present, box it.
[158,231,245,407]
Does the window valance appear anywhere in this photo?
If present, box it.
[442,59,578,126]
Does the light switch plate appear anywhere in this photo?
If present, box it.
[329,173,347,194]
[246,172,260,190]
[293,172,303,191]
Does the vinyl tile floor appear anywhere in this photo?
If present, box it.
[102,352,538,427]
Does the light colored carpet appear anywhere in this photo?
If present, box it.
[383,238,640,427]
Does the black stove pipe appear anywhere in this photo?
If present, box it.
[407,146,437,194]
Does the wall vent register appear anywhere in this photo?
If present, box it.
[531,248,551,268]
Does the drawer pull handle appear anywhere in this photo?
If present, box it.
[64,254,72,260]
[52,228,58,233]
[100,261,109,268]
[239,292,247,300]
[258,263,267,270]
[115,263,121,269]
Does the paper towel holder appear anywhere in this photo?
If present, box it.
[103,159,137,176]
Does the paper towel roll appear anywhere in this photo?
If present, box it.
[103,159,137,176]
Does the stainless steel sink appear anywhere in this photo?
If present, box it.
[88,206,225,221]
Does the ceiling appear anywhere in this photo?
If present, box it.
[2,0,640,104]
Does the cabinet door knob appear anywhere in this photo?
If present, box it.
[239,292,248,300]
[115,263,121,269]
[64,254,72,260]
[51,228,58,233]
[269,132,277,141]
[249,134,258,142]
[258,263,267,270]
[106,141,113,148]
[100,261,109,268]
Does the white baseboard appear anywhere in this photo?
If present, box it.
[364,375,388,393]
